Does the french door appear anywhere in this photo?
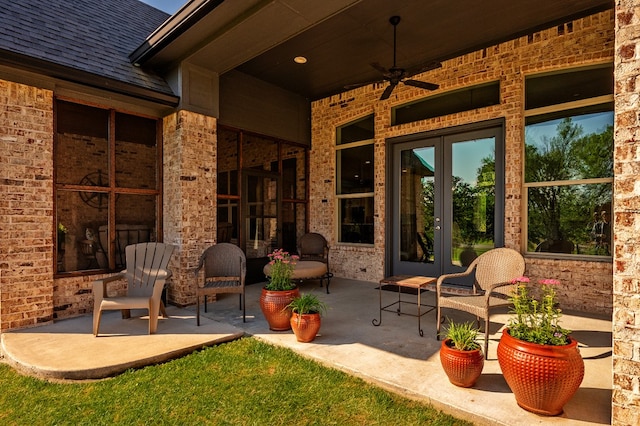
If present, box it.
[390,124,504,281]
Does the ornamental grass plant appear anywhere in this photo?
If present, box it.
[507,276,571,346]
[442,320,481,351]
[265,248,298,291]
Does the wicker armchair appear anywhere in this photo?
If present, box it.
[93,242,175,335]
[297,232,333,293]
[436,247,525,357]
[194,243,246,325]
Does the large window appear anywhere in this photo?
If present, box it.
[524,65,613,257]
[336,115,374,244]
[55,100,161,273]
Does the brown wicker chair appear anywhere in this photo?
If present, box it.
[194,243,246,325]
[297,232,333,293]
[436,247,525,357]
[93,242,175,335]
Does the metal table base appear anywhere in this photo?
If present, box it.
[372,275,436,336]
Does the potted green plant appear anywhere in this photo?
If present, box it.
[497,277,584,416]
[439,320,484,387]
[286,293,327,342]
[259,248,300,331]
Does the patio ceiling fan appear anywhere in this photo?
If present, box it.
[346,16,441,100]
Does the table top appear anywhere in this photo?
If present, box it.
[379,275,436,288]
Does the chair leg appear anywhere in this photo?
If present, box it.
[436,306,442,340]
[159,301,168,318]
[241,293,246,323]
[93,308,102,336]
[484,318,490,359]
[196,294,201,326]
[149,302,158,334]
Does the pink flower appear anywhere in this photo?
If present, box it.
[511,276,530,284]
[539,278,561,285]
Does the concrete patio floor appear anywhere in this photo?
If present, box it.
[1,277,612,425]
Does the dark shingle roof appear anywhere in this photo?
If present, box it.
[0,0,176,100]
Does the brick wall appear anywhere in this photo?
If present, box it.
[0,79,55,330]
[310,11,614,314]
[612,1,640,425]
[162,109,217,306]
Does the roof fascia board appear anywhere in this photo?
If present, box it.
[0,49,179,107]
[130,0,225,66]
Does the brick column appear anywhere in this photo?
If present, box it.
[0,79,55,331]
[613,1,640,424]
[162,110,217,306]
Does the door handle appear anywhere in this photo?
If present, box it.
[435,225,441,230]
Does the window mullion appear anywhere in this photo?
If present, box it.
[108,110,117,270]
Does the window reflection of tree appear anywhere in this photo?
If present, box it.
[526,116,613,254]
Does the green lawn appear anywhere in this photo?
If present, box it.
[0,337,471,425]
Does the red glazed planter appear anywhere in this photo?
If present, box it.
[439,339,484,388]
[259,287,300,331]
[497,329,584,416]
[290,312,322,342]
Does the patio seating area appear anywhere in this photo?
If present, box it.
[1,277,611,426]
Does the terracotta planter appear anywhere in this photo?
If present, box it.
[439,338,484,387]
[497,329,584,416]
[259,287,300,331]
[290,312,322,342]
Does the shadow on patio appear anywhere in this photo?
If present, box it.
[1,277,611,426]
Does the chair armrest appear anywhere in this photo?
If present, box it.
[92,273,126,300]
[436,263,477,297]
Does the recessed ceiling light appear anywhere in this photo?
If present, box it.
[294,56,307,64]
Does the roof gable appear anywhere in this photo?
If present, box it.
[0,0,175,99]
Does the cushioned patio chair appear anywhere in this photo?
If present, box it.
[436,247,525,357]
[297,232,333,293]
[194,243,246,326]
[93,242,175,335]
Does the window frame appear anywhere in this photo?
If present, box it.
[54,98,163,276]
[522,84,613,260]
[336,116,375,246]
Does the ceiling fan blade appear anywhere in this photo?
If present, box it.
[404,79,439,90]
[380,83,397,100]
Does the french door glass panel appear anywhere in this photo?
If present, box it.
[400,146,436,265]
[450,137,496,267]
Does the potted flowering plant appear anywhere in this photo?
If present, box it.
[264,248,298,291]
[497,276,585,416]
[259,248,301,331]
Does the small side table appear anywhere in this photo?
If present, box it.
[372,275,436,336]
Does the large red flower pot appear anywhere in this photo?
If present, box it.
[439,339,484,388]
[497,329,584,416]
[259,287,300,331]
[290,312,322,342]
